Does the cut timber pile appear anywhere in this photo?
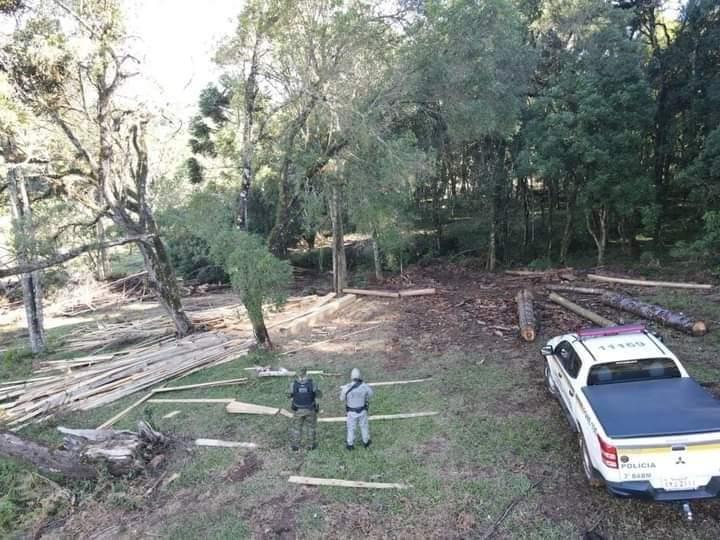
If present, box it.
[600,292,707,336]
[548,292,615,327]
[0,293,354,429]
[515,289,536,342]
[0,420,166,479]
[1,332,250,429]
[588,274,712,290]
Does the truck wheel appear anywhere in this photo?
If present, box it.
[579,433,604,488]
[544,362,559,397]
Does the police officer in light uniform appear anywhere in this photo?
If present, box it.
[288,367,321,451]
[340,367,374,450]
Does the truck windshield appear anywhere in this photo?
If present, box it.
[587,358,681,385]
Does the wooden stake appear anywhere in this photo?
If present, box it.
[195,438,258,449]
[587,274,712,290]
[368,378,431,387]
[151,378,248,393]
[288,475,409,489]
[97,392,154,430]
[318,412,438,423]
[515,289,537,342]
[148,398,236,404]
[548,292,615,327]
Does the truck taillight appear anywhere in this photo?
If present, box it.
[598,435,618,469]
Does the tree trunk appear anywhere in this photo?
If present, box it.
[372,230,382,282]
[548,292,615,327]
[600,292,706,336]
[248,311,273,349]
[585,208,608,266]
[515,289,537,342]
[7,168,46,354]
[0,421,167,480]
[559,182,577,265]
[329,184,347,294]
[136,235,193,337]
[238,34,261,230]
[94,188,109,280]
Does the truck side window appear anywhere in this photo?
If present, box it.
[556,341,582,379]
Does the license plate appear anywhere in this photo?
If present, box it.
[662,478,695,491]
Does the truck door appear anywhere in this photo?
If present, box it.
[553,341,582,418]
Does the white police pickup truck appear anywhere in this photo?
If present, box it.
[542,324,720,517]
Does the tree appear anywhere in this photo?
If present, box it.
[0,0,194,335]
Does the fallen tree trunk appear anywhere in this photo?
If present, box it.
[600,293,707,336]
[587,274,712,290]
[546,285,606,295]
[515,289,537,342]
[548,292,615,327]
[0,420,166,479]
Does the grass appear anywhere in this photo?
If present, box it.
[5,277,720,537]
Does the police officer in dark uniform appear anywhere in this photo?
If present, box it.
[288,367,322,450]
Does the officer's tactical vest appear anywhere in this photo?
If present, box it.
[292,379,316,409]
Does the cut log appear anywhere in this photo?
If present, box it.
[548,292,615,327]
[195,438,258,449]
[587,274,712,290]
[600,293,707,336]
[343,288,399,298]
[515,289,537,342]
[317,412,438,423]
[399,288,436,297]
[151,378,248,393]
[368,378,432,387]
[546,285,606,295]
[225,400,293,417]
[288,475,408,489]
[342,288,436,298]
[0,420,166,479]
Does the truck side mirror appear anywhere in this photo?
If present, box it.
[541,345,554,356]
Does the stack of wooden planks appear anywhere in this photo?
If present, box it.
[0,332,252,429]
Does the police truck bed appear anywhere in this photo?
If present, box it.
[582,378,720,439]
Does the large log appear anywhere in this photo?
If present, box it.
[587,274,712,290]
[0,420,166,479]
[600,293,707,336]
[515,289,537,342]
[548,292,615,327]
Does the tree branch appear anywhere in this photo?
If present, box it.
[0,235,154,279]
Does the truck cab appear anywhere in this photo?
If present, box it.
[542,324,720,502]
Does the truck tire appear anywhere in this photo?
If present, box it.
[544,362,559,397]
[579,433,604,488]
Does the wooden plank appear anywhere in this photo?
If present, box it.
[195,438,258,449]
[367,378,431,387]
[162,410,181,419]
[318,412,438,423]
[288,475,408,489]
[548,292,615,328]
[151,378,248,393]
[148,398,236,404]
[587,274,712,290]
[97,392,154,429]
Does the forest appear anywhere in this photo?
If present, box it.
[0,0,720,537]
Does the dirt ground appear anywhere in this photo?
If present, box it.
[6,261,720,539]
